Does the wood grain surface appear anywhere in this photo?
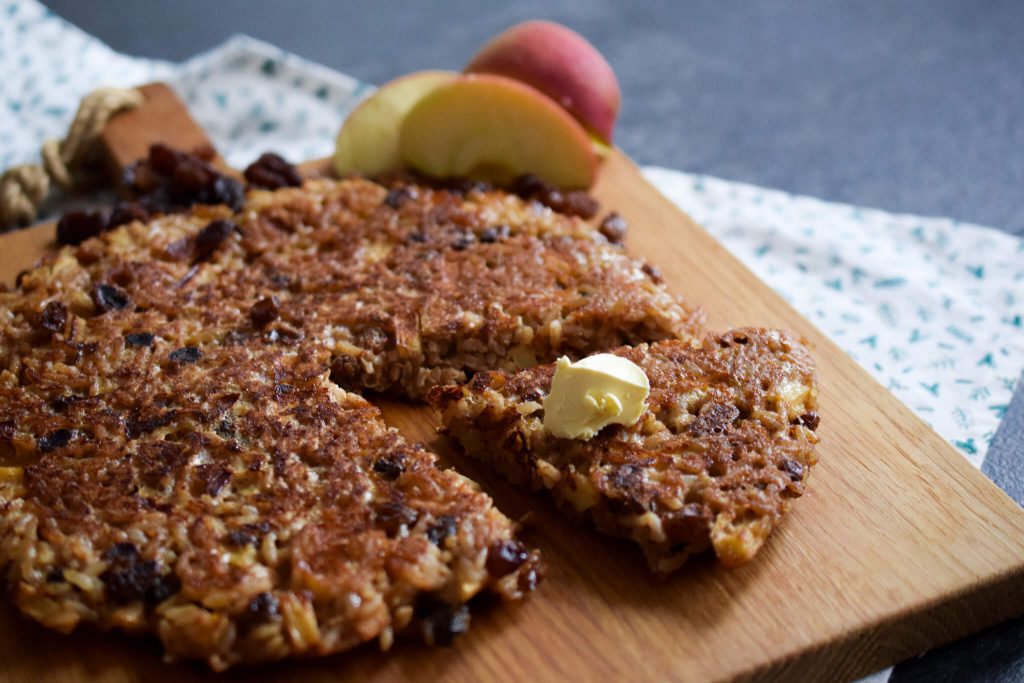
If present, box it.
[1,85,1023,683]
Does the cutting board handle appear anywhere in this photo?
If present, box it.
[100,82,227,183]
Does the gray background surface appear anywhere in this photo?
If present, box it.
[40,1,1024,680]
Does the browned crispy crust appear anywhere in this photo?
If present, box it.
[431,330,820,575]
[0,340,542,669]
[6,178,702,398]
[0,176,703,667]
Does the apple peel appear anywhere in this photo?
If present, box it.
[465,20,621,144]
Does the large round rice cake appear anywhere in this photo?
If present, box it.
[0,175,702,667]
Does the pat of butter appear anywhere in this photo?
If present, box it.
[543,354,650,440]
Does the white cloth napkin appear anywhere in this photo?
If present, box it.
[1,0,1020,471]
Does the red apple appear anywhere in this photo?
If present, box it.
[334,70,457,178]
[465,20,621,144]
[399,74,599,189]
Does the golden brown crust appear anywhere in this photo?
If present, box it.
[5,178,702,399]
[0,175,701,666]
[0,341,541,669]
[431,330,820,575]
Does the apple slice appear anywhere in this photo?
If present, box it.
[590,134,612,161]
[334,70,457,178]
[465,20,621,145]
[399,74,599,189]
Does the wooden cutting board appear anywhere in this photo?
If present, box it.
[1,84,1023,683]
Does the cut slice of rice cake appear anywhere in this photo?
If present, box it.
[431,329,820,575]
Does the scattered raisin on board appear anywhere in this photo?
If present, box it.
[598,212,628,243]
[53,145,304,246]
[243,153,303,190]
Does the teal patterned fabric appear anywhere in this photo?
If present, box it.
[0,1,366,172]
[1,1,175,168]
[2,0,1020,470]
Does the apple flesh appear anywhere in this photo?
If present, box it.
[334,70,457,178]
[399,74,599,189]
[465,20,621,144]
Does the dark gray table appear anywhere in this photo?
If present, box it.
[41,2,1024,680]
